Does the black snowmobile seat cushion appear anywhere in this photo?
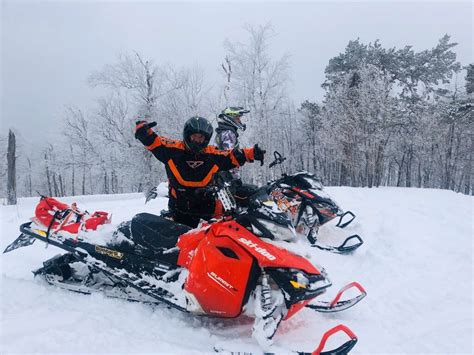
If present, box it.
[130,213,191,251]
[233,183,259,206]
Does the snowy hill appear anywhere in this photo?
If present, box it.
[1,187,472,354]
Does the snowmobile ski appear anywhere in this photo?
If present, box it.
[214,324,358,354]
[335,211,356,229]
[306,282,366,313]
[311,234,363,254]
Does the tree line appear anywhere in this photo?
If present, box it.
[3,25,473,203]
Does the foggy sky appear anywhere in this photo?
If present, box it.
[1,1,472,145]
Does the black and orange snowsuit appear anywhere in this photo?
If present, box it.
[139,133,256,227]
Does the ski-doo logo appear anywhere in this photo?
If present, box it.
[237,238,276,261]
[95,245,124,260]
[186,160,204,169]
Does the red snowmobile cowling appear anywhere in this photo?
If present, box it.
[33,197,110,234]
[177,220,321,318]
[177,221,319,273]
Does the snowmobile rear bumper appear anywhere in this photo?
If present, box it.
[3,231,36,254]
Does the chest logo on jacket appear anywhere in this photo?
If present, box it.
[186,160,204,169]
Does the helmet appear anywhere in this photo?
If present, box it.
[218,107,250,131]
[183,116,213,153]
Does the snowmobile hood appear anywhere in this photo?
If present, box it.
[209,221,320,274]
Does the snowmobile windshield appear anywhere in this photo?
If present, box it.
[296,173,323,190]
[245,197,297,242]
[256,217,297,242]
[309,187,332,200]
[248,186,271,203]
[277,172,323,191]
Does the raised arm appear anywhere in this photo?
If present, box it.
[134,121,182,163]
[204,144,266,171]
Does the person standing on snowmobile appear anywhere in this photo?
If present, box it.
[135,116,265,228]
[215,107,250,179]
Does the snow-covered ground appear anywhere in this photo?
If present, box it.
[1,187,472,354]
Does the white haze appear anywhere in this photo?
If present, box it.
[1,0,472,144]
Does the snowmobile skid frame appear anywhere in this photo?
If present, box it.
[7,222,189,312]
[36,257,170,304]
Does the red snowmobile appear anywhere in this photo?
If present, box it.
[4,182,365,354]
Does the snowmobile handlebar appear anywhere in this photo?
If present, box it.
[194,171,233,198]
[269,151,287,168]
[194,185,220,199]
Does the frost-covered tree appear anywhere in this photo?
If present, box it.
[322,64,399,187]
[222,24,291,183]
[7,130,17,204]
[319,35,463,189]
[298,101,323,173]
[85,53,214,192]
[3,34,471,198]
[465,64,474,94]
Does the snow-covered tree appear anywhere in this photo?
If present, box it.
[222,24,291,183]
[7,130,17,204]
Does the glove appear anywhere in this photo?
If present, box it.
[135,121,157,146]
[253,144,266,166]
[194,187,216,200]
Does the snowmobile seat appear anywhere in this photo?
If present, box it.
[233,183,260,207]
[130,213,191,251]
[312,194,335,206]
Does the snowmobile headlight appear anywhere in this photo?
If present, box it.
[287,271,309,289]
[290,280,307,289]
[293,271,311,288]
[257,218,297,242]
[288,269,332,294]
[290,270,331,291]
[266,268,331,304]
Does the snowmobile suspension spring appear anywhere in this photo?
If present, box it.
[260,274,272,313]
